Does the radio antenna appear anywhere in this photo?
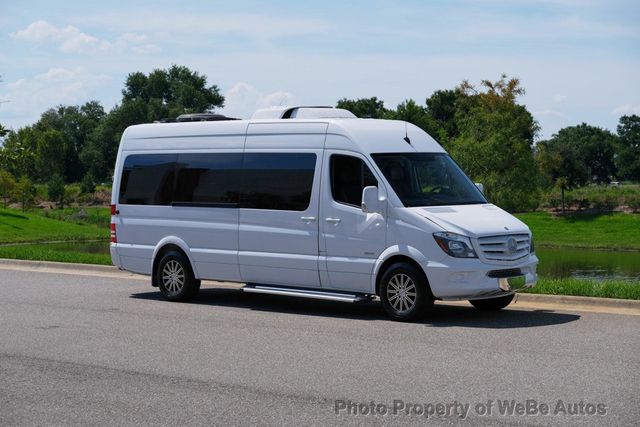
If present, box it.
[403,122,411,145]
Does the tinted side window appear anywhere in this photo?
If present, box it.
[241,153,316,211]
[331,155,377,207]
[119,154,177,205]
[174,153,243,206]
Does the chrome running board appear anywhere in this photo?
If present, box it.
[242,284,370,303]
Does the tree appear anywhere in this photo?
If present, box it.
[616,115,640,181]
[0,123,9,138]
[424,89,460,144]
[388,99,439,136]
[336,97,390,119]
[536,123,619,213]
[35,129,70,179]
[34,101,105,182]
[122,64,224,121]
[14,176,35,212]
[80,172,96,194]
[448,75,541,211]
[0,169,16,208]
[536,139,589,213]
[0,127,39,179]
[81,65,224,182]
[48,173,65,208]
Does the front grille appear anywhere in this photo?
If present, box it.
[477,234,530,261]
[487,268,522,278]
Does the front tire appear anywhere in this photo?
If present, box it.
[156,251,200,302]
[469,294,514,311]
[379,262,433,322]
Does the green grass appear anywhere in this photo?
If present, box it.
[0,208,109,243]
[524,278,640,300]
[516,212,640,250]
[36,207,110,227]
[0,243,112,265]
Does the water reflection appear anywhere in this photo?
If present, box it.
[536,248,640,282]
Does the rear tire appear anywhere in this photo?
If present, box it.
[379,262,433,322]
[156,251,200,302]
[469,294,514,311]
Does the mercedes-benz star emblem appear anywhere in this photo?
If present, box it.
[506,237,518,254]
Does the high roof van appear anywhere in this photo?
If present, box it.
[110,106,538,321]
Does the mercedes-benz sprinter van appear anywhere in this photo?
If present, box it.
[110,106,537,321]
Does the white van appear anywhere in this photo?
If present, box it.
[110,106,537,321]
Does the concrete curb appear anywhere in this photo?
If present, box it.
[515,293,640,309]
[1,258,639,311]
[0,258,118,274]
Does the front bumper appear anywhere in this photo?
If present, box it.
[424,254,538,301]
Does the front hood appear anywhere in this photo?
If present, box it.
[408,204,529,237]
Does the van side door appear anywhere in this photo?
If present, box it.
[319,150,387,293]
[238,123,327,288]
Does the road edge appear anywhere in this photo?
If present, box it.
[1,258,639,312]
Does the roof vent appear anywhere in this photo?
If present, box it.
[251,106,356,120]
[157,113,238,123]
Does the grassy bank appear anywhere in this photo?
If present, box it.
[0,208,108,243]
[524,278,640,300]
[516,212,640,250]
[0,242,111,265]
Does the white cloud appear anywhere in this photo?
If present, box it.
[533,109,565,118]
[554,94,567,103]
[36,67,80,81]
[611,104,640,115]
[76,12,329,41]
[220,82,296,119]
[0,67,111,125]
[10,20,106,54]
[10,20,158,55]
[10,20,60,41]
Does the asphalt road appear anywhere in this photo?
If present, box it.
[0,266,638,426]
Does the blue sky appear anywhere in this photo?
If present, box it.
[1,0,638,139]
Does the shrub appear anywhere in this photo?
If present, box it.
[592,192,617,211]
[626,193,640,212]
[80,173,96,194]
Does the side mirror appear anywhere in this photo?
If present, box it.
[475,182,484,194]
[361,186,381,214]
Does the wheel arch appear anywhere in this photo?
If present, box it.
[372,246,433,297]
[151,237,198,287]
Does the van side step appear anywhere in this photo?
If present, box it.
[242,284,370,303]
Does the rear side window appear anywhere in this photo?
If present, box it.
[241,153,316,211]
[330,154,377,207]
[174,153,243,206]
[119,154,177,205]
[119,152,317,210]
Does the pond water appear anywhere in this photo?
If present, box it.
[20,242,640,283]
[535,247,640,282]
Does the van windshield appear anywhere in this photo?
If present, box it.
[371,153,487,207]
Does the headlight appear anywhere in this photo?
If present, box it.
[530,237,535,254]
[433,232,478,258]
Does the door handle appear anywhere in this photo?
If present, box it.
[325,217,341,223]
[300,216,316,222]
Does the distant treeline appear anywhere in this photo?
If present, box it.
[0,66,638,212]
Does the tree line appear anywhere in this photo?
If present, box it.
[0,66,638,212]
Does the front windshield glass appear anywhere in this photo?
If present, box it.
[371,153,487,207]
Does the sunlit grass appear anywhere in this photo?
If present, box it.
[524,278,640,300]
[516,212,640,250]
